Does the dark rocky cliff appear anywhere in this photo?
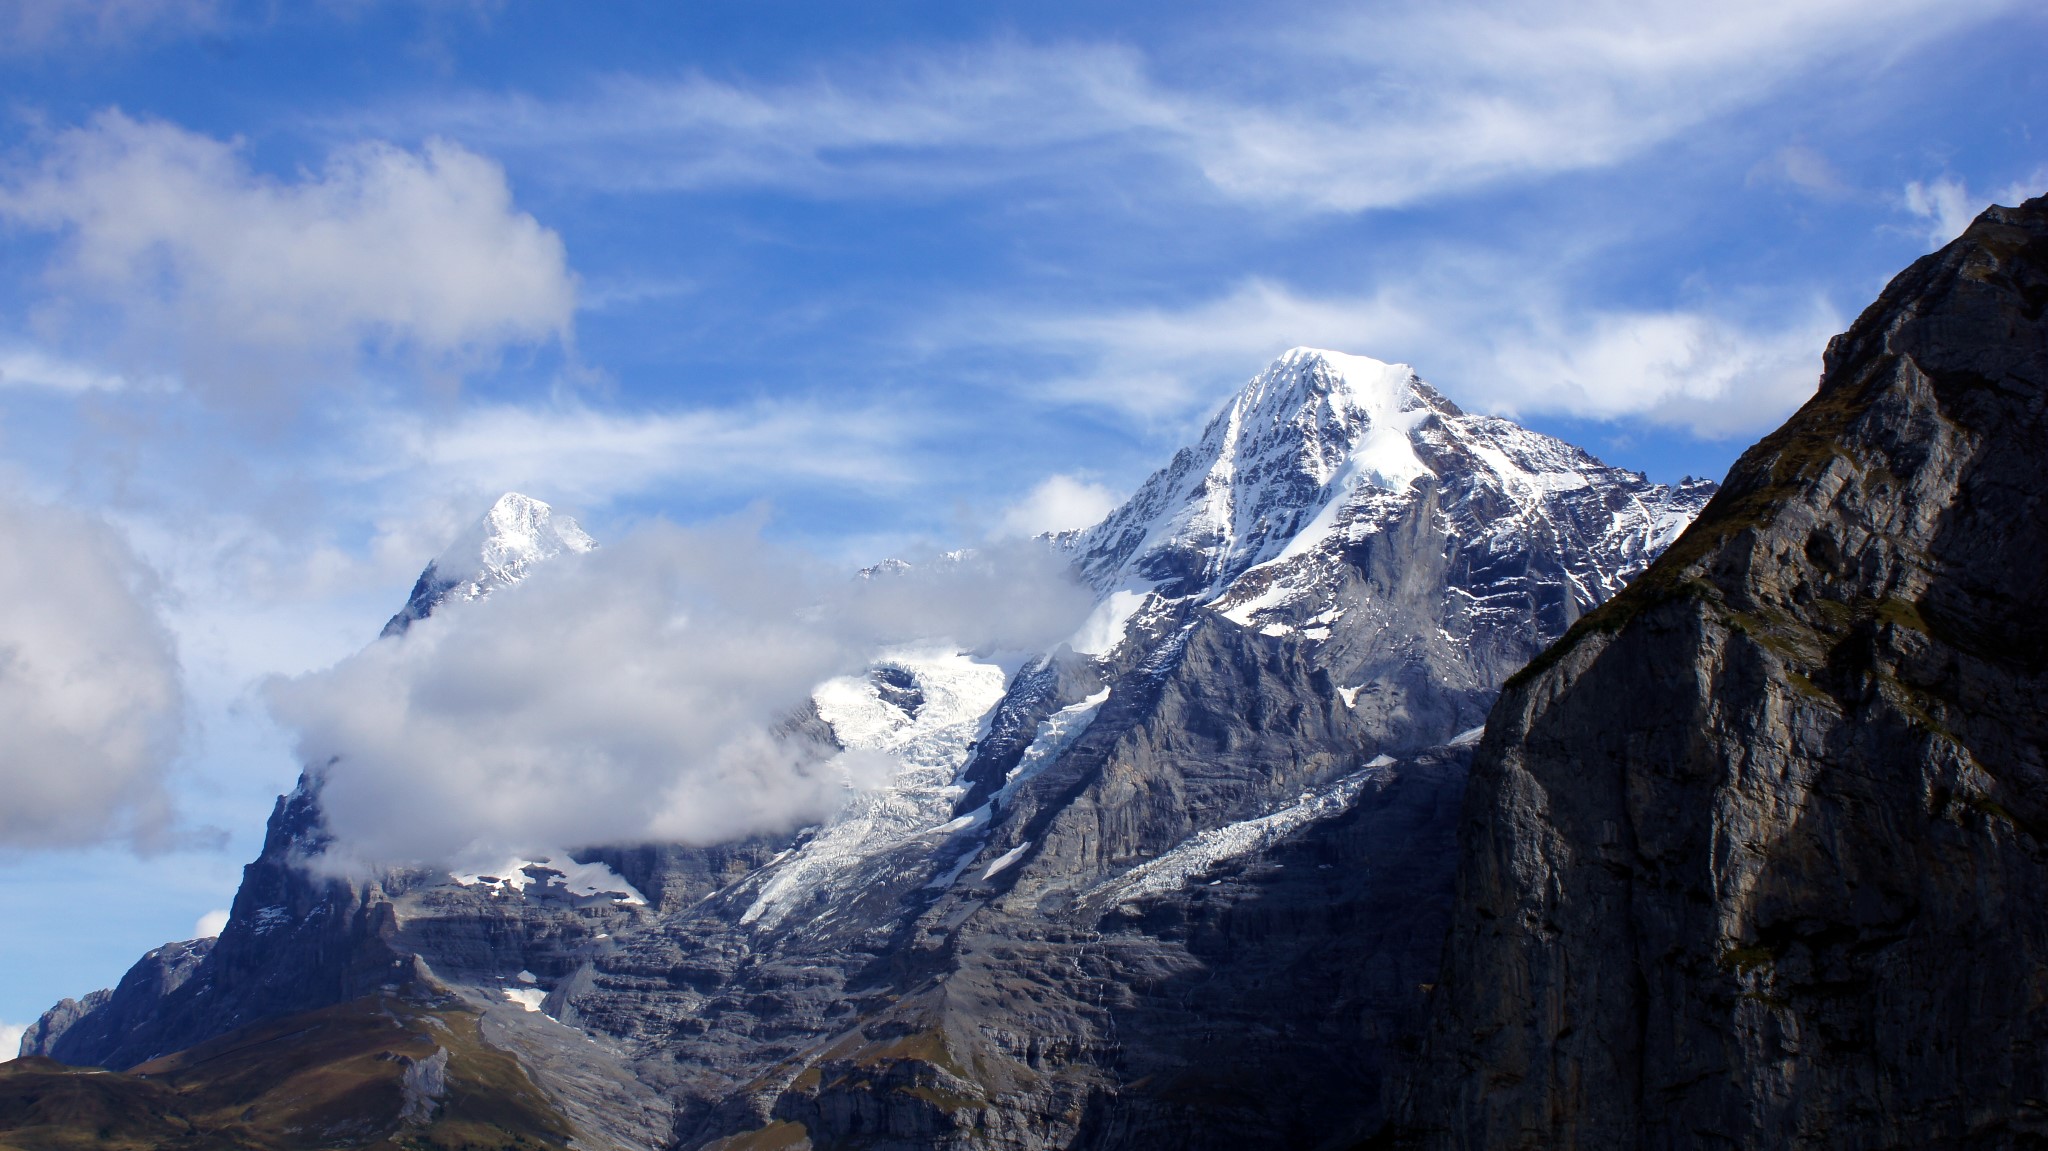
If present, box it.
[1401,197,2048,1148]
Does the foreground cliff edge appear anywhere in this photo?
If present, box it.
[1400,197,2048,1148]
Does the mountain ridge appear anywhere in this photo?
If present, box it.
[21,346,1717,1150]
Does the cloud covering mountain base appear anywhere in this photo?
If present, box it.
[263,520,1092,871]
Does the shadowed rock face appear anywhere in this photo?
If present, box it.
[19,937,212,1067]
[1401,197,2048,1149]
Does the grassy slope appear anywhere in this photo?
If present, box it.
[0,995,574,1151]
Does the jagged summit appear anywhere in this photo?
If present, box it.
[1063,347,1712,641]
[1234,347,1454,436]
[380,492,594,637]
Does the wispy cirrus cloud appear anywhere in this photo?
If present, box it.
[0,345,142,393]
[356,0,2017,213]
[344,397,920,509]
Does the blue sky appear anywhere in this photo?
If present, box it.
[0,0,2042,1042]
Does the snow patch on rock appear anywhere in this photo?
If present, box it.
[739,650,1010,927]
[1086,762,1395,908]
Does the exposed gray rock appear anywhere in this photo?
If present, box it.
[1400,196,2048,1148]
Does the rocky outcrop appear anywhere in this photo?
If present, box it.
[21,776,428,1068]
[1402,197,2048,1148]
[15,937,210,1065]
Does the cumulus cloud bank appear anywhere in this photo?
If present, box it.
[0,111,574,406]
[0,497,184,851]
[265,522,1092,870]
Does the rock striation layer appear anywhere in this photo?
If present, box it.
[1402,197,2048,1149]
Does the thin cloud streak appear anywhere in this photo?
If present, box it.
[358,0,2014,213]
[1903,177,1987,250]
[0,345,143,392]
[342,397,921,508]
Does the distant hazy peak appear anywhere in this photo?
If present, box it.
[433,492,595,588]
[380,492,595,638]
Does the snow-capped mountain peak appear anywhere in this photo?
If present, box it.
[1061,348,1457,598]
[433,492,594,590]
[381,492,595,637]
[1061,347,1715,649]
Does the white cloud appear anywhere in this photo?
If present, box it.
[951,276,1837,439]
[1903,177,1984,250]
[194,908,230,938]
[0,111,574,406]
[0,496,184,851]
[997,474,1122,538]
[0,345,137,392]
[1471,305,1840,437]
[1998,167,2048,208]
[352,399,916,507]
[380,42,1163,198]
[1168,0,1978,212]
[264,525,1091,869]
[1747,145,1847,197]
[0,1021,23,1061]
[378,0,2014,213]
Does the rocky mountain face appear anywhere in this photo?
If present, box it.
[1398,198,2048,1149]
[22,350,1713,1149]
